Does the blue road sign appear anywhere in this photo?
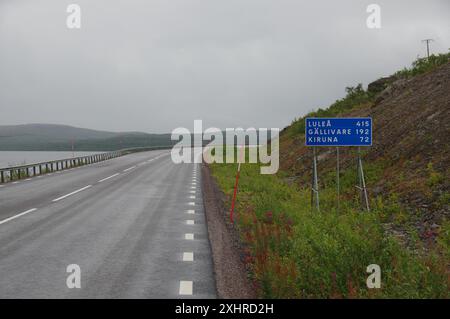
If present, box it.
[305,118,372,146]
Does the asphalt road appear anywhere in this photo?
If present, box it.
[0,150,216,298]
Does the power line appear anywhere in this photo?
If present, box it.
[421,39,434,58]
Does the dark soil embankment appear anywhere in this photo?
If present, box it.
[201,163,256,299]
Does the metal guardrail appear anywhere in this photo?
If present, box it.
[0,145,173,184]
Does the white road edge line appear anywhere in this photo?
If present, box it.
[179,281,193,295]
[98,173,120,183]
[0,208,37,226]
[52,185,92,202]
[123,166,136,172]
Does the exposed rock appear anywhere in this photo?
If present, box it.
[368,75,397,95]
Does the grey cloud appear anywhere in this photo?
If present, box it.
[0,0,449,133]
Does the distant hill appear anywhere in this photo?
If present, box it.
[0,124,175,151]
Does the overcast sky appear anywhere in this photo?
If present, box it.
[0,0,449,133]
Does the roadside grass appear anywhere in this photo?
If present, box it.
[209,159,449,298]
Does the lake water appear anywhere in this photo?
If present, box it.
[0,151,102,168]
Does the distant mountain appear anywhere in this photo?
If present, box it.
[0,124,175,151]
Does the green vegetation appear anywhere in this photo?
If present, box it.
[209,53,450,297]
[287,83,372,137]
[210,160,449,298]
[426,162,444,188]
[395,52,450,78]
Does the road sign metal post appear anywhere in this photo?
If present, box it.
[356,147,370,212]
[311,147,320,211]
[305,117,372,212]
[336,147,340,212]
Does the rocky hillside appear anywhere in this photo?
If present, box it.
[279,55,449,242]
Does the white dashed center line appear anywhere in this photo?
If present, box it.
[188,202,195,206]
[179,281,193,295]
[123,166,136,172]
[98,173,120,183]
[52,185,92,202]
[186,220,195,225]
[185,233,194,240]
[0,208,37,226]
[186,210,195,214]
[183,252,194,262]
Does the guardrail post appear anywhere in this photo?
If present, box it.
[1,171,4,183]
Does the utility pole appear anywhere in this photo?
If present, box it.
[422,39,434,58]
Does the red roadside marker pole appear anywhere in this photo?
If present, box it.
[230,147,244,224]
[230,163,241,223]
